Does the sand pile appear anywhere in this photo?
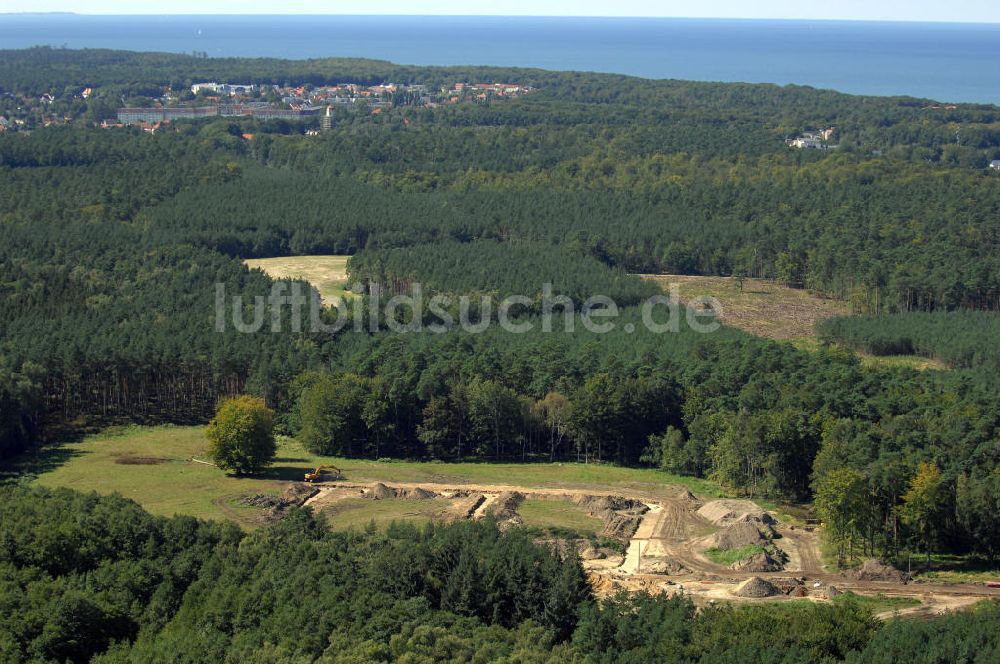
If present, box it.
[367,482,398,500]
[730,550,785,573]
[735,511,777,527]
[403,487,437,500]
[732,576,782,598]
[675,488,700,504]
[698,499,771,526]
[712,520,776,550]
[850,559,911,583]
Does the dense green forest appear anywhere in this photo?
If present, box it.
[346,240,660,306]
[3,486,999,663]
[819,311,1000,372]
[1,48,999,566]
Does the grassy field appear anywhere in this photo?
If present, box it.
[25,425,723,527]
[705,544,767,566]
[28,426,289,526]
[518,498,606,538]
[244,255,352,305]
[319,497,455,532]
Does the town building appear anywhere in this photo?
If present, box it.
[116,106,218,124]
[191,82,257,96]
[787,128,837,150]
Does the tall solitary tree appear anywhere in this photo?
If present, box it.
[206,395,276,476]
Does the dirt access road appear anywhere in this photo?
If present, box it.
[301,479,1000,611]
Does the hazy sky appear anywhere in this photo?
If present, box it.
[6,1,1000,23]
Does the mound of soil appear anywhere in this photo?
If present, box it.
[711,520,775,550]
[850,559,911,583]
[115,455,168,465]
[675,488,700,504]
[575,495,648,515]
[698,499,769,526]
[240,484,322,523]
[603,512,644,541]
[642,559,690,575]
[788,585,809,597]
[732,576,782,598]
[575,494,649,542]
[730,550,785,573]
[282,483,319,505]
[367,482,398,500]
[488,491,525,519]
[735,512,777,527]
[480,492,525,532]
[240,493,281,508]
[403,487,437,500]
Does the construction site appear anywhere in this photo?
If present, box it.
[250,477,1000,619]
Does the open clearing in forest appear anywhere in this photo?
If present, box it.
[641,274,849,341]
[244,255,352,305]
[25,424,720,527]
[643,275,946,369]
[24,424,999,613]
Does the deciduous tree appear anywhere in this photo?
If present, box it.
[205,395,276,475]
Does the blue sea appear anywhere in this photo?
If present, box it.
[2,14,1000,103]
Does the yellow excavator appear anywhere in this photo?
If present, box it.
[304,465,343,483]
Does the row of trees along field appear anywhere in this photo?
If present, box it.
[3,486,999,663]
[0,51,999,564]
